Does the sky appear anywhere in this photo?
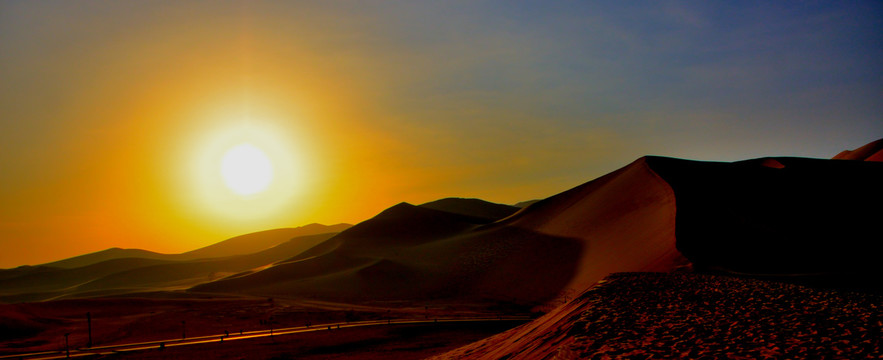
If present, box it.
[1,1,881,268]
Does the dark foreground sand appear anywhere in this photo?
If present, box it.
[438,272,883,359]
[563,273,882,359]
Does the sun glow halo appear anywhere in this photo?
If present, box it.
[220,143,273,195]
[180,117,316,224]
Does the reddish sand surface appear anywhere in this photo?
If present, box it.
[502,157,689,294]
[832,139,883,161]
[436,273,883,359]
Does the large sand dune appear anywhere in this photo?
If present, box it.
[192,158,688,305]
[434,139,883,359]
[501,157,687,293]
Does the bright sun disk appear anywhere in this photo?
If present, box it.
[220,143,274,195]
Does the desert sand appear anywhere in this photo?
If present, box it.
[434,272,883,359]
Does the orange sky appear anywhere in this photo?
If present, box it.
[1,2,881,267]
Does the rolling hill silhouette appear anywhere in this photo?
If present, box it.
[0,224,349,302]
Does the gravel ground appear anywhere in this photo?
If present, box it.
[561,272,883,359]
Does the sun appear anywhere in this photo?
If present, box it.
[180,116,317,224]
[220,143,274,195]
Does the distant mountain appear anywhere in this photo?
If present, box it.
[0,232,340,303]
[41,248,179,269]
[418,198,519,222]
[33,223,352,270]
[181,223,351,259]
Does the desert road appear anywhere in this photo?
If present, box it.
[1,316,531,360]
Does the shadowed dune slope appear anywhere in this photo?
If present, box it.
[832,138,883,161]
[419,197,520,222]
[646,156,883,276]
[192,200,584,304]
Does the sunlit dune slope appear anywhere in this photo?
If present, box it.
[500,157,688,292]
[832,138,883,161]
[647,156,883,276]
[0,232,339,302]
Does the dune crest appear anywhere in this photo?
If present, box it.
[832,138,883,161]
[502,157,687,293]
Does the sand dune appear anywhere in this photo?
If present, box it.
[501,157,688,293]
[435,146,883,359]
[832,138,883,161]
